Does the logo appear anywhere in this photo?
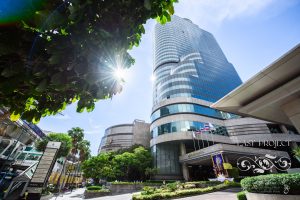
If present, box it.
[237,154,291,173]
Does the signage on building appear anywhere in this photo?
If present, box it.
[211,153,227,177]
[27,142,61,199]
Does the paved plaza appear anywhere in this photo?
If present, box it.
[49,187,241,200]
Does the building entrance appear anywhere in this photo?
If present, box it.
[187,164,214,181]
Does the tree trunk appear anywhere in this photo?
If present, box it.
[55,157,67,192]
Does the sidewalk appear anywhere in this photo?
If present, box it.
[49,187,241,200]
[49,188,85,200]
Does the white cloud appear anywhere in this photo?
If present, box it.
[174,0,289,29]
[85,117,104,135]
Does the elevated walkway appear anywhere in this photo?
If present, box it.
[3,162,38,199]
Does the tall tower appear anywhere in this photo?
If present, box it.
[151,16,242,180]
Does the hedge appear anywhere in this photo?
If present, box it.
[110,181,166,186]
[85,189,110,193]
[241,173,300,195]
[132,183,233,200]
[87,186,102,191]
[237,191,247,200]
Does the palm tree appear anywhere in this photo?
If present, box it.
[78,140,91,161]
[73,140,91,187]
[68,127,84,156]
[66,127,84,189]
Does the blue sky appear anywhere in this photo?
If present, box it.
[37,0,300,155]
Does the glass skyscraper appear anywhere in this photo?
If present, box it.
[151,16,242,179]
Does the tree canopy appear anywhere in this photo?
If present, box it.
[67,127,91,161]
[81,146,154,182]
[0,0,177,123]
[35,132,72,158]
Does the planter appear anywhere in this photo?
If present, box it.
[109,184,143,194]
[41,193,54,200]
[246,192,300,200]
[287,168,300,174]
[84,190,111,199]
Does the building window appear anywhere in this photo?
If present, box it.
[286,125,299,134]
[151,103,239,122]
[151,120,228,138]
[267,124,281,133]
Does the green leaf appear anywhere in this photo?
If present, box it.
[10,112,21,121]
[168,5,174,15]
[36,79,47,92]
[60,28,68,35]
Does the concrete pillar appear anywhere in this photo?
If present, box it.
[280,125,298,149]
[222,154,229,177]
[281,99,300,150]
[280,125,288,133]
[281,98,300,133]
[180,142,189,181]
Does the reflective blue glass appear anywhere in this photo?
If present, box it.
[151,120,228,138]
[151,103,239,122]
[153,16,242,105]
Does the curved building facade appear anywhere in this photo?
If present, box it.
[151,16,243,179]
[98,120,150,153]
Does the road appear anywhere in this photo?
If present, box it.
[50,187,241,200]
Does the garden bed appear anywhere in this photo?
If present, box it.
[132,181,240,200]
[84,190,111,199]
[84,186,110,199]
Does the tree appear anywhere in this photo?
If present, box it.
[35,132,72,158]
[66,127,86,188]
[132,147,153,180]
[78,140,91,161]
[73,139,90,187]
[81,152,115,184]
[81,146,153,182]
[113,152,137,180]
[145,167,158,180]
[68,127,84,155]
[0,0,177,123]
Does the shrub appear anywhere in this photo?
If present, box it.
[224,180,241,187]
[228,167,239,179]
[186,181,221,188]
[132,183,231,200]
[87,185,102,191]
[111,181,143,185]
[145,180,176,184]
[141,186,157,195]
[183,183,196,189]
[166,182,180,191]
[241,173,300,195]
[237,191,247,200]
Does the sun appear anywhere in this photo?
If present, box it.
[113,67,127,81]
